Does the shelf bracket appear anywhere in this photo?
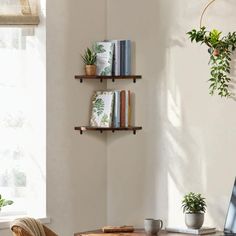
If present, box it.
[80,130,83,135]
[112,78,115,82]
[133,130,136,135]
[80,78,83,83]
[133,78,136,83]
[100,130,103,133]
[112,130,115,133]
[100,78,103,83]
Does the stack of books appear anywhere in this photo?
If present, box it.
[165,227,216,235]
[94,39,132,76]
[90,90,132,128]
[112,39,131,76]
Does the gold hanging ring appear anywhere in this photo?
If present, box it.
[200,0,217,28]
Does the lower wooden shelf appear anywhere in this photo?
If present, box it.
[74,126,142,135]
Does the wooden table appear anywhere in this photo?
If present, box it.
[74,229,221,236]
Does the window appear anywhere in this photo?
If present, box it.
[0,26,46,218]
[0,0,39,25]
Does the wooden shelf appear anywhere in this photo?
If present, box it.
[74,75,142,83]
[74,126,142,135]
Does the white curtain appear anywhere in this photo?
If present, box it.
[0,0,39,25]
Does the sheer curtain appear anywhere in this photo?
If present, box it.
[0,26,46,218]
[0,0,39,25]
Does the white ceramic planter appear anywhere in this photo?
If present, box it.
[185,213,204,229]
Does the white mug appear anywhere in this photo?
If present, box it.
[144,218,163,235]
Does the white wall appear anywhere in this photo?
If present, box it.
[46,0,108,235]
[107,0,236,229]
[2,1,236,235]
[1,1,108,236]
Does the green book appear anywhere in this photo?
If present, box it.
[90,91,114,127]
[94,41,114,76]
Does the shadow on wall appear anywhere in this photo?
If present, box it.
[144,0,236,229]
[143,0,199,226]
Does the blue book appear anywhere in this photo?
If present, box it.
[113,91,120,127]
[120,40,126,75]
[124,40,131,75]
[112,40,120,76]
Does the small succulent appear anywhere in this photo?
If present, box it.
[182,192,206,214]
[81,47,96,65]
[0,194,14,210]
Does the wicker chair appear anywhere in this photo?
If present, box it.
[11,224,58,236]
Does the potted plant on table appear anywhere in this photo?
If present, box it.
[0,194,13,211]
[182,192,206,229]
[81,47,97,76]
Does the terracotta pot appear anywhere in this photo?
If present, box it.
[85,65,96,76]
[213,49,220,56]
[185,213,204,229]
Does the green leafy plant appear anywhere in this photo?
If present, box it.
[182,192,206,214]
[93,44,106,53]
[101,114,109,125]
[0,194,13,210]
[81,48,96,65]
[187,27,236,97]
[93,98,104,116]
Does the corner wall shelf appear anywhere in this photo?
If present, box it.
[74,126,142,135]
[74,75,142,83]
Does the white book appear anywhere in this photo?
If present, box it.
[125,90,129,127]
[94,41,114,76]
[166,227,216,235]
[90,91,114,128]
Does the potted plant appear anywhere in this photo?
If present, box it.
[187,27,236,97]
[0,194,13,211]
[182,192,206,229]
[81,47,97,76]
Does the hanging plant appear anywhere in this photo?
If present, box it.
[187,0,236,97]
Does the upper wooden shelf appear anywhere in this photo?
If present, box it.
[74,75,142,83]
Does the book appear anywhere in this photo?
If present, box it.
[94,41,114,76]
[120,90,126,127]
[125,90,131,127]
[128,90,131,126]
[113,90,120,128]
[119,90,131,128]
[165,227,216,235]
[120,40,131,76]
[124,40,131,75]
[120,40,126,76]
[90,91,114,127]
[112,40,121,76]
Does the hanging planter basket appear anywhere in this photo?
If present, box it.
[187,0,236,98]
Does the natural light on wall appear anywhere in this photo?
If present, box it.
[0,0,46,220]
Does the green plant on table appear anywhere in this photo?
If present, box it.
[187,27,236,97]
[0,194,13,210]
[182,192,206,214]
[81,47,97,65]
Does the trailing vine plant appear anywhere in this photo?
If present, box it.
[187,0,236,97]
